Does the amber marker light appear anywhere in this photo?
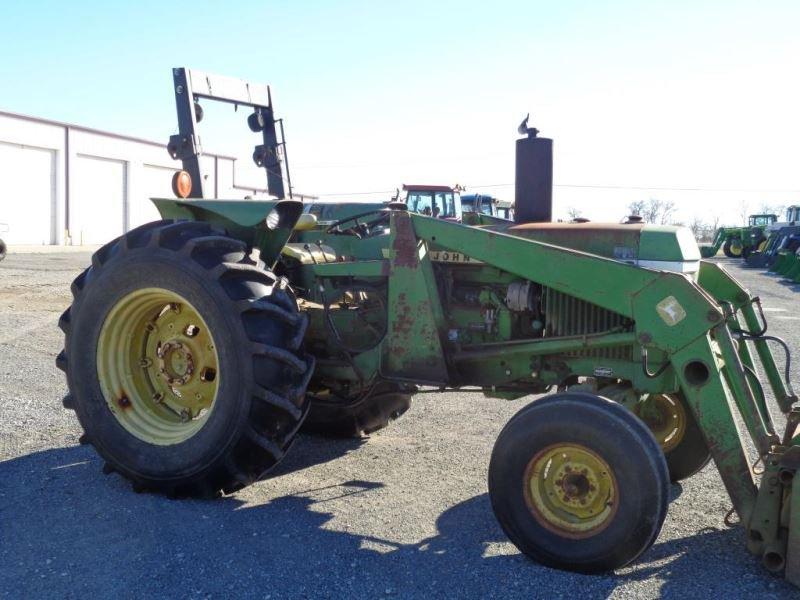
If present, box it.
[171,170,193,198]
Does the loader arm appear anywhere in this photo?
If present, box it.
[398,213,799,575]
[405,213,774,515]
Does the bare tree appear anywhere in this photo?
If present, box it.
[567,206,583,220]
[739,199,750,226]
[759,203,785,218]
[656,199,676,225]
[688,215,717,242]
[627,200,646,219]
[689,215,705,239]
[627,198,676,224]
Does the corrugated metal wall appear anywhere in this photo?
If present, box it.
[0,111,257,246]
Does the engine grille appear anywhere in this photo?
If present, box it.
[542,287,632,360]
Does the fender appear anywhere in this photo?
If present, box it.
[151,198,303,265]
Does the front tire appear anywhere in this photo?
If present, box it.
[488,392,669,573]
[57,220,314,497]
[723,239,742,258]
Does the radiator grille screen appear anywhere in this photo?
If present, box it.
[543,287,632,360]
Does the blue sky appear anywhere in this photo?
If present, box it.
[1,1,798,224]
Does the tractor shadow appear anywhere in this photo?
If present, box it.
[268,432,367,477]
[757,267,800,284]
[776,278,800,290]
[0,445,795,599]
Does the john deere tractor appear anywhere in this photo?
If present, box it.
[700,214,776,259]
[746,206,800,268]
[58,69,800,585]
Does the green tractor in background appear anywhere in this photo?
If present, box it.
[746,206,800,268]
[57,69,800,587]
[700,213,776,259]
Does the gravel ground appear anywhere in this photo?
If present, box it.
[1,250,799,599]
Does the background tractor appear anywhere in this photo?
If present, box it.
[396,183,463,221]
[460,192,497,216]
[460,193,514,225]
[495,199,514,220]
[699,213,776,258]
[58,68,800,586]
[746,205,800,267]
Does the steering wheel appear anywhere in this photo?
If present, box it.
[325,209,393,238]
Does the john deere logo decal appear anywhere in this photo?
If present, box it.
[656,296,686,326]
[430,251,483,264]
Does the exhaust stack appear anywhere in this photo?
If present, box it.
[514,115,553,224]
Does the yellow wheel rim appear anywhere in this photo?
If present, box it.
[634,394,687,453]
[730,241,743,256]
[524,443,618,538]
[758,240,767,252]
[97,288,220,446]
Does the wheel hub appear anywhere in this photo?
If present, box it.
[524,443,618,538]
[157,341,195,386]
[554,466,597,505]
[635,394,686,453]
[96,287,220,446]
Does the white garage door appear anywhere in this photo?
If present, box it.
[0,142,55,245]
[72,155,126,245]
[133,164,179,229]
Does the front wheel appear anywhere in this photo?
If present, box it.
[488,392,669,573]
[723,239,743,258]
[742,238,764,259]
[57,220,314,497]
[634,393,711,482]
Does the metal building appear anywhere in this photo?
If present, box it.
[0,110,265,245]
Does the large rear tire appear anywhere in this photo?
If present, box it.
[488,392,669,573]
[303,381,414,437]
[57,220,314,497]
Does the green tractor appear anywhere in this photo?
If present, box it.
[58,69,800,585]
[700,214,776,259]
[746,206,800,268]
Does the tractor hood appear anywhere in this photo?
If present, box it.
[502,222,702,274]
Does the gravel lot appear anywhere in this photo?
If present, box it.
[1,250,799,599]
